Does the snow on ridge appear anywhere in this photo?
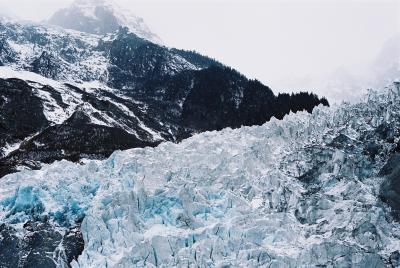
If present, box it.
[0,83,399,267]
[1,21,110,83]
[1,132,41,158]
[0,67,95,123]
[0,66,80,124]
[1,142,21,157]
[0,66,61,88]
[0,67,164,139]
[0,20,201,88]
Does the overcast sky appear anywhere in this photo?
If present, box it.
[0,0,399,97]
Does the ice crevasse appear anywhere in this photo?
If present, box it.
[1,83,400,267]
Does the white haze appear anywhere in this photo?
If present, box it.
[0,0,399,102]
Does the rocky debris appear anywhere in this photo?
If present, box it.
[0,222,84,268]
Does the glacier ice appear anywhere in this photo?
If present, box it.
[0,83,400,267]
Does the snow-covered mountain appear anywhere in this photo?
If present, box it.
[0,81,399,267]
[0,20,328,177]
[0,20,202,85]
[48,0,162,44]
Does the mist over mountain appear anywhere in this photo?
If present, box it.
[371,35,400,87]
[48,0,161,44]
[276,34,400,103]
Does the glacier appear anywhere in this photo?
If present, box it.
[1,82,400,267]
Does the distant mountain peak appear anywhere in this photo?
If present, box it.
[48,0,161,44]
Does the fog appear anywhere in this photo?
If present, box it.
[0,0,399,100]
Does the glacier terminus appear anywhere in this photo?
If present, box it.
[0,82,399,267]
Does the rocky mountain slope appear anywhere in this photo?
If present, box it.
[0,19,328,177]
[0,82,398,267]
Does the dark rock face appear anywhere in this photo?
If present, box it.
[63,227,85,265]
[102,29,221,90]
[0,222,84,268]
[390,251,400,267]
[30,51,62,80]
[0,104,159,177]
[106,32,168,89]
[380,157,400,220]
[23,118,155,161]
[379,153,400,177]
[0,79,49,151]
[376,123,400,221]
[375,122,397,143]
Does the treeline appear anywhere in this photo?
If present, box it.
[180,65,330,132]
[275,92,329,119]
[170,48,222,69]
